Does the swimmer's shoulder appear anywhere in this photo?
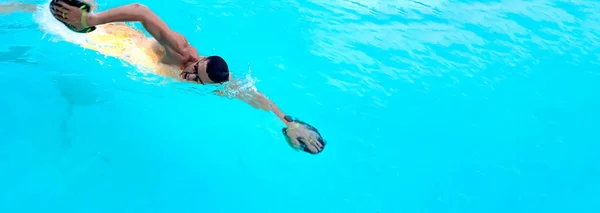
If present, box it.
[161,32,200,65]
[175,32,200,61]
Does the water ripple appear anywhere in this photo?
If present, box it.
[300,0,600,100]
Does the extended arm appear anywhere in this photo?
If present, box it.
[86,3,186,57]
[231,87,326,154]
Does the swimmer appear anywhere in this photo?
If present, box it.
[1,0,326,155]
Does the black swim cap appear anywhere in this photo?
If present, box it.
[206,56,229,83]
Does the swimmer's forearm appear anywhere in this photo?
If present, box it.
[268,99,289,124]
[246,91,290,125]
[87,4,146,25]
[225,82,290,125]
[87,4,177,49]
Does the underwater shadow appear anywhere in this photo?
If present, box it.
[0,46,38,65]
[51,73,114,178]
[52,74,108,147]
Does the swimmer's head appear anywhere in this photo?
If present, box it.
[181,56,230,84]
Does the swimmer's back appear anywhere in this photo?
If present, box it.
[84,23,181,78]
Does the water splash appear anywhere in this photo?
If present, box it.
[33,1,89,46]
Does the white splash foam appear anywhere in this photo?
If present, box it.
[33,1,88,45]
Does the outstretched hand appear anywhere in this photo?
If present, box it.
[50,1,88,31]
[282,116,326,154]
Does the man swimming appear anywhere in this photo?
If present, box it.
[1,0,326,154]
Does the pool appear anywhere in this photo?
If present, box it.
[1,0,600,212]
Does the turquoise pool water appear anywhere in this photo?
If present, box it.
[2,0,600,212]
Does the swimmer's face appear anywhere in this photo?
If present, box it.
[180,56,230,84]
[181,57,212,84]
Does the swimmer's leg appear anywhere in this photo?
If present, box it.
[0,2,36,14]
